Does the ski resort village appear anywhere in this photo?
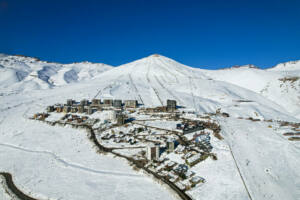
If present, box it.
[1,54,300,200]
[32,98,216,196]
[30,95,300,200]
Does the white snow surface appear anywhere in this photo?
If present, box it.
[0,55,113,95]
[0,53,299,200]
[218,117,300,200]
[0,93,178,200]
[202,62,300,118]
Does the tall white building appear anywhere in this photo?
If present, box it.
[166,138,175,152]
[146,144,160,160]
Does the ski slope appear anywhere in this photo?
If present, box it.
[202,61,300,119]
[0,53,299,200]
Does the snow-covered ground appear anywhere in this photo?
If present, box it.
[202,61,300,118]
[219,117,300,200]
[0,53,299,200]
[0,54,112,96]
[0,176,13,200]
[0,94,178,200]
[187,134,249,200]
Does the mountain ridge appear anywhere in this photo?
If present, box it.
[1,53,299,119]
[2,53,300,71]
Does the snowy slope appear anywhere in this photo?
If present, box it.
[0,54,299,200]
[1,54,298,119]
[268,60,300,72]
[0,54,113,95]
[0,95,177,200]
[202,62,300,119]
[219,116,300,200]
[79,54,296,121]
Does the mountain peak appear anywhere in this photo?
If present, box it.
[119,54,187,70]
[149,54,161,57]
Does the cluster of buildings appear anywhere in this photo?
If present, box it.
[100,129,138,145]
[146,156,205,191]
[142,99,177,113]
[61,114,89,124]
[44,98,139,126]
[33,113,49,120]
[35,97,211,192]
[146,138,177,161]
[47,99,138,115]
[176,121,205,134]
[194,134,212,152]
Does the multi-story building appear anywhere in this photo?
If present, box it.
[92,99,101,105]
[80,99,89,106]
[147,144,160,160]
[167,99,176,112]
[124,100,138,108]
[116,113,125,125]
[103,99,113,106]
[87,107,93,115]
[47,106,54,112]
[67,99,74,106]
[166,139,175,152]
[71,107,78,113]
[77,105,85,113]
[63,106,71,113]
[113,99,122,108]
[56,106,63,113]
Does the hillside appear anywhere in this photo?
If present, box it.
[1,54,299,120]
[71,54,295,121]
[0,54,113,96]
[202,61,300,119]
[0,54,299,200]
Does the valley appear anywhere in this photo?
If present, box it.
[0,54,299,200]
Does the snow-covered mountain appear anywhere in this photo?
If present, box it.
[1,53,299,120]
[0,54,300,118]
[202,61,300,119]
[0,53,299,200]
[0,54,113,95]
[58,54,295,121]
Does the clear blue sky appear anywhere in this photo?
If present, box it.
[0,0,299,69]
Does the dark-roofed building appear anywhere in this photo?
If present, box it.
[103,99,113,107]
[113,99,122,108]
[124,100,138,108]
[116,113,125,125]
[80,99,89,106]
[63,106,71,113]
[87,107,93,115]
[77,105,85,113]
[47,106,54,112]
[92,99,101,105]
[167,99,176,112]
[67,99,74,106]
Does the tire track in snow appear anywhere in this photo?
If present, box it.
[146,61,163,106]
[93,74,124,99]
[227,144,253,200]
[188,76,197,112]
[128,74,144,105]
[154,75,184,106]
[0,143,141,178]
[158,58,179,83]
[0,100,35,113]
[93,89,102,99]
